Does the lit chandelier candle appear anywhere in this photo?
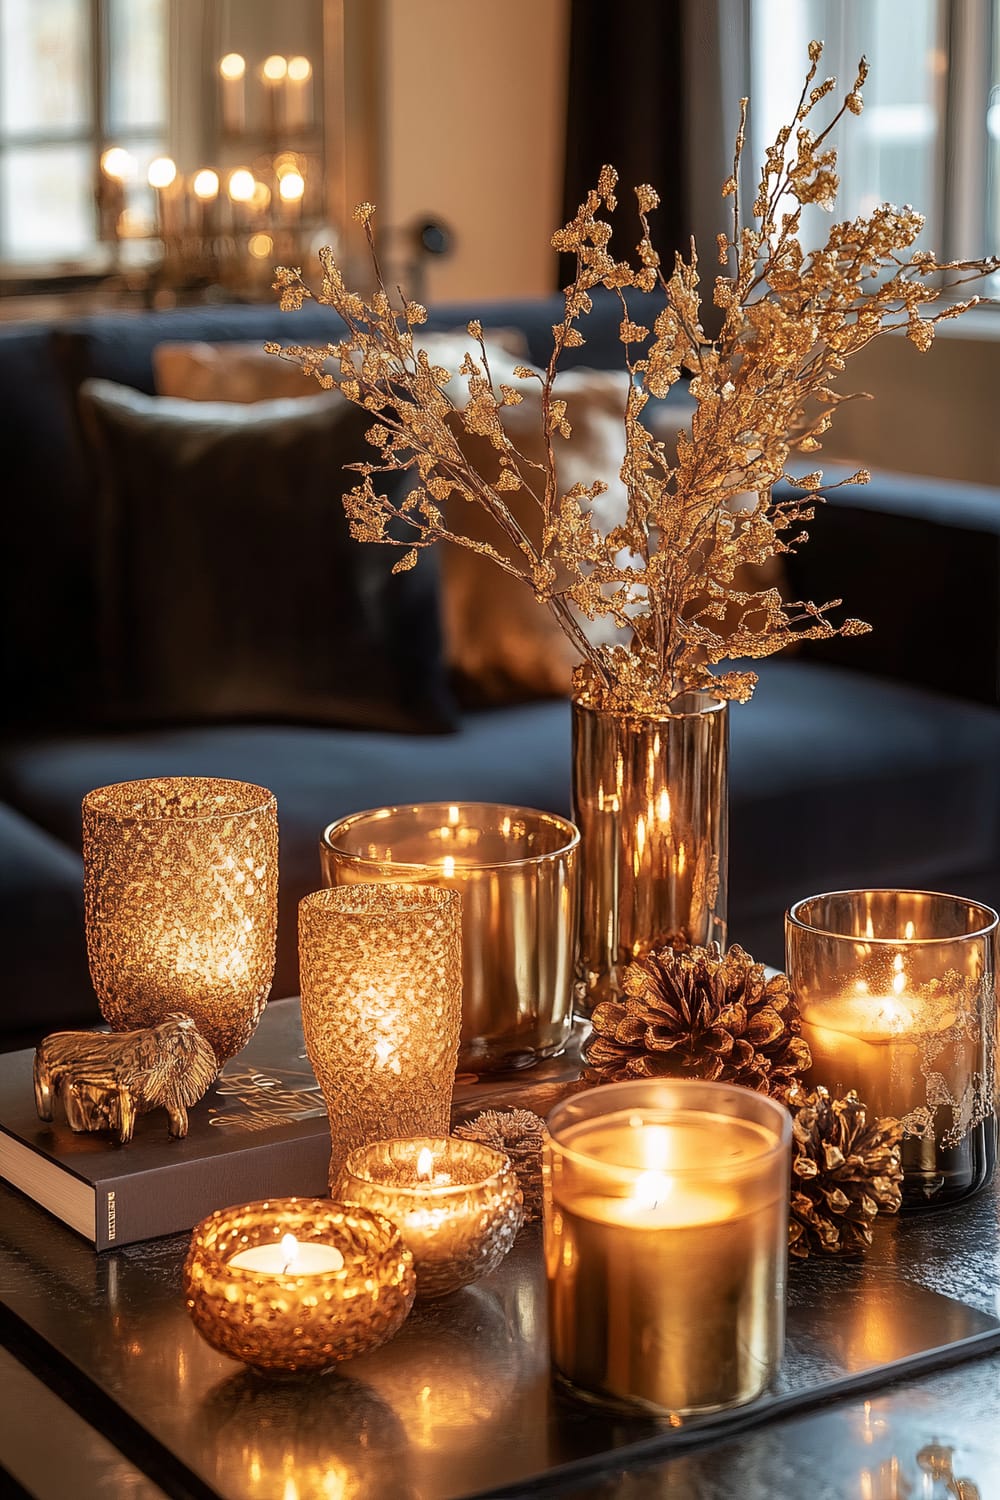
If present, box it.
[543,1081,790,1417]
[787,890,999,1208]
[184,1198,416,1374]
[334,1137,523,1297]
[299,885,463,1181]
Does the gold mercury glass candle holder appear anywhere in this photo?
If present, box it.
[787,889,999,1208]
[320,802,579,1073]
[333,1136,524,1298]
[543,1079,791,1418]
[183,1197,416,1374]
[83,777,278,1065]
[299,885,463,1181]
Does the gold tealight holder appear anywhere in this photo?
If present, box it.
[83,777,278,1064]
[183,1197,416,1374]
[333,1137,523,1297]
[299,885,463,1180]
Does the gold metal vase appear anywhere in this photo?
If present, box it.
[572,692,728,1013]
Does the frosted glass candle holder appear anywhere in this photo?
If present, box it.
[787,889,999,1208]
[321,802,579,1073]
[544,1080,790,1417]
[299,885,462,1181]
[83,777,278,1065]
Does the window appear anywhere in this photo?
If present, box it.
[750,0,998,288]
[0,0,167,266]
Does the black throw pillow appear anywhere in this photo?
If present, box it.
[78,379,458,734]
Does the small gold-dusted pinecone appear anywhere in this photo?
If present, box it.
[453,1109,545,1223]
[583,942,811,1097]
[787,1083,903,1259]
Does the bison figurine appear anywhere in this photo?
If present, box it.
[34,1013,218,1144]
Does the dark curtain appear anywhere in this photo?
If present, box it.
[559,0,689,289]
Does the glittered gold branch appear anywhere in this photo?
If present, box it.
[269,41,997,715]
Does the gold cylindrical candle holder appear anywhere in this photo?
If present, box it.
[83,777,278,1064]
[299,885,462,1180]
[183,1197,415,1373]
[333,1136,523,1297]
[321,802,579,1073]
[543,1080,790,1417]
[571,693,729,1015]
[787,889,998,1208]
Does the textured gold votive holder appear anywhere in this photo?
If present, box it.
[299,885,463,1180]
[544,1080,790,1417]
[83,777,278,1064]
[334,1137,524,1298]
[787,889,999,1209]
[321,802,579,1072]
[183,1197,416,1374]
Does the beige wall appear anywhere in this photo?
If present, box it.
[821,315,1000,488]
[379,0,569,304]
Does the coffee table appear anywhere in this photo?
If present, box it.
[3,1022,1000,1499]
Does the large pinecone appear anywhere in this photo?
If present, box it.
[453,1109,545,1223]
[787,1084,903,1259]
[583,942,811,1097]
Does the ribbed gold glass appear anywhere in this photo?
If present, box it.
[183,1197,415,1374]
[82,777,278,1064]
[320,802,579,1073]
[333,1136,523,1298]
[299,885,462,1180]
[787,889,999,1209]
[572,694,728,1013]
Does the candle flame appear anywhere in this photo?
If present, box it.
[416,1147,435,1180]
[634,1171,670,1212]
[278,171,305,203]
[218,52,246,81]
[657,789,671,823]
[262,53,288,82]
[192,168,219,201]
[447,804,460,826]
[904,920,915,940]
[279,1233,299,1273]
[287,55,312,83]
[442,854,456,878]
[875,997,910,1033]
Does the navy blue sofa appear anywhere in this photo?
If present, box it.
[4,293,1000,1049]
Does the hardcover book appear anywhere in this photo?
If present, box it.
[0,997,331,1250]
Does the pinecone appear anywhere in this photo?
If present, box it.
[583,942,811,1096]
[787,1083,903,1259]
[453,1109,545,1223]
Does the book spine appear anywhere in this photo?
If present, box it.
[95,1130,332,1250]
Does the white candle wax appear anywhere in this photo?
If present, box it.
[228,1233,344,1275]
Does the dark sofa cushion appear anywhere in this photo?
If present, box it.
[78,378,457,734]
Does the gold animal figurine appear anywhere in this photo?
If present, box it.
[34,1013,218,1145]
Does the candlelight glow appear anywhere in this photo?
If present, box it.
[101,147,135,182]
[442,854,456,878]
[633,1170,671,1211]
[228,168,256,203]
[147,156,176,189]
[278,171,305,203]
[248,232,273,259]
[287,55,312,82]
[192,169,220,201]
[219,52,246,81]
[250,180,271,211]
[262,53,288,82]
[416,1148,435,1180]
[279,1233,299,1272]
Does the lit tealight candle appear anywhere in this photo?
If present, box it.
[228,1232,345,1275]
[544,1081,791,1417]
[333,1136,523,1297]
[184,1198,415,1374]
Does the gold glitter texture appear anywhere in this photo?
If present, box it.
[183,1197,415,1372]
[333,1136,523,1297]
[298,885,462,1180]
[270,44,996,716]
[82,778,278,1065]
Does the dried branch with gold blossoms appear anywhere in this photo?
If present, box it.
[268,42,997,714]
